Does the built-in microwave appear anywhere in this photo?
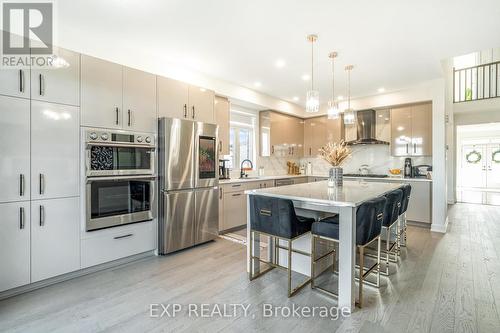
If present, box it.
[86,175,155,231]
[85,129,155,177]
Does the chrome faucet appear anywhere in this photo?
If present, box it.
[240,159,253,178]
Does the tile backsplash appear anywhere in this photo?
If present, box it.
[253,145,431,177]
[301,145,432,175]
[230,145,432,178]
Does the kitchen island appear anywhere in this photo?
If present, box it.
[245,180,402,312]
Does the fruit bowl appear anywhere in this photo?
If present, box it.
[389,168,402,175]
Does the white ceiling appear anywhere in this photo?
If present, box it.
[57,0,500,106]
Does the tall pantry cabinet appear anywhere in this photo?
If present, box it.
[0,47,80,292]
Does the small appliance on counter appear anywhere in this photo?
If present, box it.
[219,159,230,180]
[404,158,413,178]
[413,165,432,179]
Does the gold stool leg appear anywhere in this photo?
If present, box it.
[377,236,381,287]
[358,246,364,308]
[287,239,292,297]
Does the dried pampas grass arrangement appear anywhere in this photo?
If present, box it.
[318,140,351,167]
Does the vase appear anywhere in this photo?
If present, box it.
[328,166,343,187]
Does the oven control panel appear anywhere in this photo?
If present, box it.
[86,129,155,146]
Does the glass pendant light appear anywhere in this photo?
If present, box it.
[305,34,319,113]
[343,65,355,125]
[327,52,340,119]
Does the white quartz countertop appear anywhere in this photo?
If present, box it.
[219,174,432,185]
[245,180,403,207]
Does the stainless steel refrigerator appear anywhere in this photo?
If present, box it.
[158,117,219,254]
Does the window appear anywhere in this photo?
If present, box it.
[225,107,256,170]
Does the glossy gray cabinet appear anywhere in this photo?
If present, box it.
[391,103,432,156]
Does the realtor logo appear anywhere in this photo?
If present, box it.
[2,2,53,55]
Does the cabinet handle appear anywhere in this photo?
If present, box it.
[19,69,24,92]
[219,188,223,199]
[413,143,416,153]
[232,184,241,187]
[19,207,25,229]
[114,233,133,240]
[232,193,242,197]
[39,205,45,226]
[309,147,312,156]
[115,107,119,125]
[39,173,45,195]
[219,140,222,153]
[406,144,409,154]
[192,106,195,119]
[183,104,187,118]
[259,183,262,188]
[128,109,131,126]
[271,146,274,154]
[19,174,25,196]
[264,183,267,188]
[39,74,44,96]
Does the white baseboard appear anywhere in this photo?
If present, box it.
[430,217,449,233]
[0,251,154,301]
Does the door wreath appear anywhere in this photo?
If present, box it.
[466,150,481,164]
[492,149,500,164]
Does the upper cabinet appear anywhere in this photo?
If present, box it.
[391,103,432,156]
[375,109,391,142]
[189,85,215,123]
[260,111,304,157]
[0,68,30,99]
[215,96,230,156]
[325,117,343,144]
[304,116,326,157]
[31,47,80,106]
[122,66,157,132]
[81,55,123,129]
[81,55,157,133]
[157,76,215,123]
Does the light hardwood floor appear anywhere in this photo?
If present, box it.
[1,203,500,332]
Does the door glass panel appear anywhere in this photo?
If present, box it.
[90,180,150,218]
[199,136,216,179]
[90,146,152,170]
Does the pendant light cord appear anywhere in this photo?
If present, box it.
[311,39,314,91]
[331,56,335,99]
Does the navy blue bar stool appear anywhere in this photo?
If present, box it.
[310,196,387,308]
[398,184,412,248]
[380,189,404,275]
[248,195,315,297]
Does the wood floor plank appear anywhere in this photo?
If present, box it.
[1,203,500,332]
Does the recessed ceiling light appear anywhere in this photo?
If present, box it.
[254,81,262,87]
[275,59,286,68]
[301,74,310,81]
[378,87,385,93]
[337,95,344,100]
[293,96,299,101]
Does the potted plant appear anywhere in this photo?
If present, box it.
[318,140,352,187]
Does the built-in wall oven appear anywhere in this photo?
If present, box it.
[85,129,155,177]
[85,129,156,231]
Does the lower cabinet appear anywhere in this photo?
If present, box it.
[222,190,247,231]
[31,197,80,282]
[81,221,155,268]
[0,201,30,292]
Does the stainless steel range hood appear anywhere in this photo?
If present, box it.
[344,109,390,145]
